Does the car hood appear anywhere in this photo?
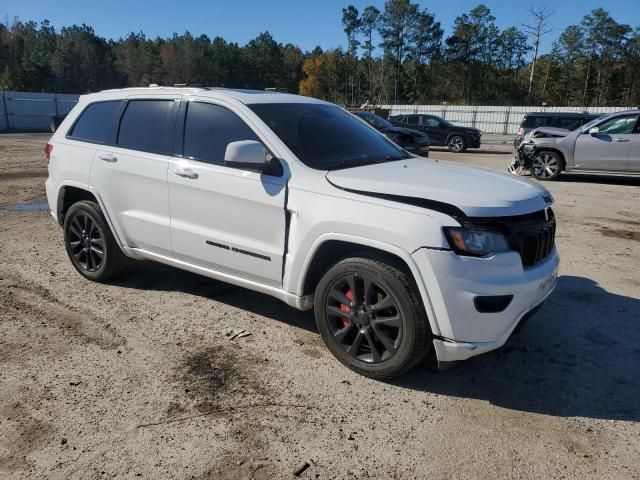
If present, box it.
[326,157,552,218]
[526,126,572,139]
[380,126,427,138]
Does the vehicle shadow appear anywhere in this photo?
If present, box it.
[111,260,317,333]
[112,264,639,421]
[392,275,640,422]
[558,173,640,187]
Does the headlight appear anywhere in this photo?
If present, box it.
[443,227,511,256]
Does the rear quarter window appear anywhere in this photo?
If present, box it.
[67,101,122,144]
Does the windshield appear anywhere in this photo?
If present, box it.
[576,116,603,132]
[249,103,409,170]
[357,112,393,129]
[438,117,454,128]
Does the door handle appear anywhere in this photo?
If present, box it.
[98,153,118,162]
[174,168,198,179]
[614,138,630,142]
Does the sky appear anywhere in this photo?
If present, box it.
[3,0,639,55]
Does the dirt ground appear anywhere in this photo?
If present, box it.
[0,133,638,479]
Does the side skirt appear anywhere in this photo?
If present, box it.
[123,247,314,311]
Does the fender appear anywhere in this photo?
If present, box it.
[56,180,127,249]
[293,232,443,337]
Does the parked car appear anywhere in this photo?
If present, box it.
[352,111,429,156]
[46,87,558,379]
[509,110,640,180]
[514,112,602,148]
[389,114,481,152]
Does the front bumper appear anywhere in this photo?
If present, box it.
[468,136,481,148]
[412,246,559,363]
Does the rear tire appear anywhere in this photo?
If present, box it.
[531,150,563,181]
[63,200,127,282]
[314,257,431,380]
[447,135,466,152]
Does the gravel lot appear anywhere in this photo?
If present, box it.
[1,134,638,479]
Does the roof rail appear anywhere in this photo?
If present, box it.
[173,83,208,89]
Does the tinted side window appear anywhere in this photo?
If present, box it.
[405,116,419,125]
[183,102,260,165]
[68,101,121,144]
[553,117,583,130]
[598,115,639,135]
[522,116,551,128]
[117,100,175,154]
[423,116,440,128]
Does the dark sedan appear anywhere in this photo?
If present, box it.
[389,114,481,152]
[353,111,430,157]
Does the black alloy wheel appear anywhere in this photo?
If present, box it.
[314,257,431,379]
[326,273,402,363]
[63,200,127,281]
[67,211,105,272]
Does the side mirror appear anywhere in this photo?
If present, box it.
[588,127,600,136]
[439,123,447,129]
[224,140,268,172]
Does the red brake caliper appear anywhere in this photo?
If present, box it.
[340,290,353,328]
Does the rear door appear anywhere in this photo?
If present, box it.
[90,96,178,255]
[167,99,287,287]
[63,100,122,194]
[573,114,638,171]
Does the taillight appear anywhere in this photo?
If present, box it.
[516,128,524,138]
[45,143,53,162]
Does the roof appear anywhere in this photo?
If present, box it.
[524,111,597,116]
[80,86,327,106]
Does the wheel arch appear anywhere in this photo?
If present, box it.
[534,147,566,169]
[56,182,125,248]
[57,184,98,225]
[445,132,465,144]
[296,234,441,336]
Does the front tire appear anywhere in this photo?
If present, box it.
[447,135,466,152]
[531,151,563,181]
[314,257,431,379]
[63,200,127,282]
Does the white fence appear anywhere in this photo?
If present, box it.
[1,91,79,132]
[381,105,630,134]
[0,91,630,134]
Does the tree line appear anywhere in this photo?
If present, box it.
[1,1,638,107]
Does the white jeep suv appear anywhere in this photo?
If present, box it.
[45,87,559,379]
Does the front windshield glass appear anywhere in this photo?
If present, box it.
[440,117,454,128]
[249,103,409,170]
[359,112,393,129]
[576,117,602,132]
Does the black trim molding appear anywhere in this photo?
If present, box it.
[327,179,467,219]
[206,240,271,262]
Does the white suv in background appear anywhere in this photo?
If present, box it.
[45,87,559,379]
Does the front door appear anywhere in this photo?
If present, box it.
[627,119,640,172]
[573,114,638,171]
[167,100,287,287]
[421,116,447,145]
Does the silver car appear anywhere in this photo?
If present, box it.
[509,110,640,180]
